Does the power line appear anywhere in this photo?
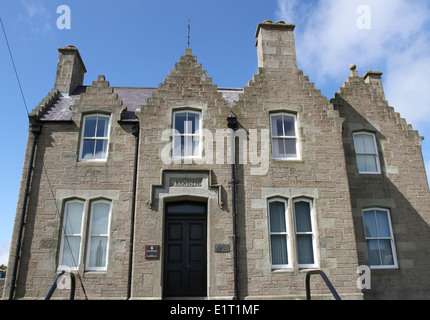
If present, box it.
[1,16,88,299]
[0,16,30,116]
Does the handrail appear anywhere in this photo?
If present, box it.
[305,270,341,300]
[44,271,76,300]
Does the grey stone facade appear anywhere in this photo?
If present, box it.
[3,21,430,300]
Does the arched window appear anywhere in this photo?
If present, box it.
[86,200,111,270]
[293,199,317,268]
[268,198,291,269]
[59,200,85,270]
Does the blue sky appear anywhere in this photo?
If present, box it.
[1,0,429,265]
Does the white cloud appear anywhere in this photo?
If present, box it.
[276,0,430,130]
[0,240,10,266]
[19,0,53,34]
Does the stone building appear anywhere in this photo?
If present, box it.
[3,20,430,300]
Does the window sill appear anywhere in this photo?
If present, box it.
[369,265,398,270]
[271,268,295,274]
[84,270,107,277]
[358,172,381,175]
[272,158,303,162]
[77,160,108,166]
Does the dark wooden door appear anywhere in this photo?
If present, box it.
[163,201,207,297]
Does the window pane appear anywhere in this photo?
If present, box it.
[184,136,193,157]
[379,240,394,265]
[91,202,110,235]
[354,134,366,153]
[297,234,314,265]
[376,210,391,237]
[61,236,81,268]
[83,116,97,137]
[284,139,297,158]
[283,115,295,137]
[271,235,288,265]
[192,137,200,157]
[363,210,378,237]
[96,116,109,138]
[363,134,376,153]
[367,239,381,265]
[356,155,367,172]
[272,138,285,158]
[174,113,186,134]
[88,236,108,268]
[269,201,286,233]
[295,201,312,233]
[187,113,199,134]
[364,155,378,172]
[173,136,183,157]
[82,140,95,160]
[64,202,83,234]
[271,115,284,137]
[94,140,108,160]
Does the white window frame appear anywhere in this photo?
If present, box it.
[79,114,111,162]
[362,208,398,269]
[86,200,112,271]
[293,198,318,269]
[268,198,292,269]
[270,113,300,160]
[58,200,85,271]
[172,110,202,159]
[353,132,381,174]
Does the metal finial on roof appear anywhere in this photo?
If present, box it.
[188,19,190,48]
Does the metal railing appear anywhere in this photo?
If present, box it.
[305,270,341,300]
[45,271,76,300]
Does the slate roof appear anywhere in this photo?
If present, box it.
[38,86,242,122]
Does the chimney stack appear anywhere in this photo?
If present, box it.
[364,71,385,100]
[255,20,298,70]
[54,45,87,94]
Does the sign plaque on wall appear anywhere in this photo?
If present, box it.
[215,244,230,253]
[145,245,160,259]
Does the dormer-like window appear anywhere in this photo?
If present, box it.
[172,110,201,158]
[79,114,111,161]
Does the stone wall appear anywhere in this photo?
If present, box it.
[333,68,430,299]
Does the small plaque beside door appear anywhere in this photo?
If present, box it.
[215,244,230,253]
[145,245,160,259]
